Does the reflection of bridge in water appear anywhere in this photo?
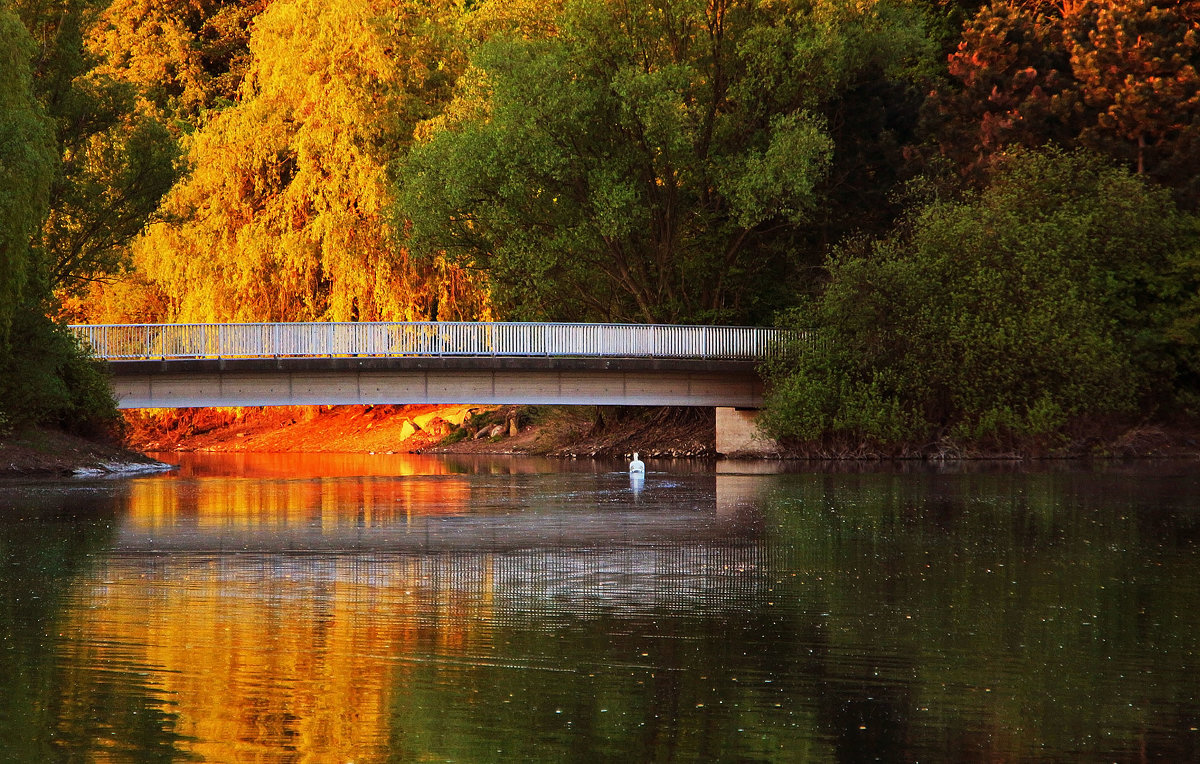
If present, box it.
[111,461,778,554]
[74,539,789,760]
[101,461,788,621]
[42,459,789,761]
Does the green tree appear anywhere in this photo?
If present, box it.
[0,7,55,344]
[400,0,934,323]
[10,0,179,297]
[761,149,1200,450]
[0,4,115,433]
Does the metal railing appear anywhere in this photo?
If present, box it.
[68,322,799,361]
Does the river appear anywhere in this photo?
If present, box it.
[0,454,1197,761]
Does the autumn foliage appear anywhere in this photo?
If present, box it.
[1,0,1198,444]
[929,0,1200,203]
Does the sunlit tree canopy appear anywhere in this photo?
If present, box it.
[131,0,488,322]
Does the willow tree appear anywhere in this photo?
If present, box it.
[86,0,269,125]
[132,0,488,322]
[398,0,933,324]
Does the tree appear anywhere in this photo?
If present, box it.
[129,0,487,323]
[0,5,116,433]
[10,0,180,297]
[923,1,1081,178]
[0,7,56,344]
[926,0,1200,207]
[1065,0,1200,192]
[57,0,266,321]
[399,0,935,324]
[86,0,270,125]
[761,149,1200,450]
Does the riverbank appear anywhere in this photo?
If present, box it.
[98,405,1200,464]
[121,404,717,459]
[0,426,173,478]
[773,420,1200,460]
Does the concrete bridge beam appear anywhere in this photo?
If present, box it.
[108,359,764,409]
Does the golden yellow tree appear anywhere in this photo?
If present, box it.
[87,0,268,125]
[130,0,488,323]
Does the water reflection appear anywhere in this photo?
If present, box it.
[117,457,760,553]
[764,469,1200,761]
[0,460,1197,760]
[0,482,193,760]
[66,543,780,762]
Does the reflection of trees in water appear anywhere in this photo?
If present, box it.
[385,543,830,762]
[160,451,705,479]
[116,470,760,552]
[381,470,1200,762]
[0,485,191,761]
[764,470,1200,762]
[60,541,784,762]
[6,467,1199,761]
[124,473,477,530]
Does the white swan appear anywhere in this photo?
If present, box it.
[629,452,645,475]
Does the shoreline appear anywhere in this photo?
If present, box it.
[119,405,719,460]
[0,427,174,479]
[122,405,1200,462]
[8,405,1198,478]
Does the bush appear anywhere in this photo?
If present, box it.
[0,309,119,437]
[438,427,471,446]
[762,149,1200,448]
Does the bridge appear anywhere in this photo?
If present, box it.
[70,322,797,454]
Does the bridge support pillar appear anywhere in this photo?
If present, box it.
[715,407,780,457]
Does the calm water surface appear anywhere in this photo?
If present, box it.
[0,454,1197,761]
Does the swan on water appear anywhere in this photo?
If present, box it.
[629,452,645,475]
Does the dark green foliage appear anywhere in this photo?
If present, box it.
[0,308,118,436]
[0,7,56,344]
[762,149,1200,449]
[399,0,934,323]
[0,4,120,435]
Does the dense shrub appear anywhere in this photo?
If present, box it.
[0,310,118,437]
[762,149,1200,449]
